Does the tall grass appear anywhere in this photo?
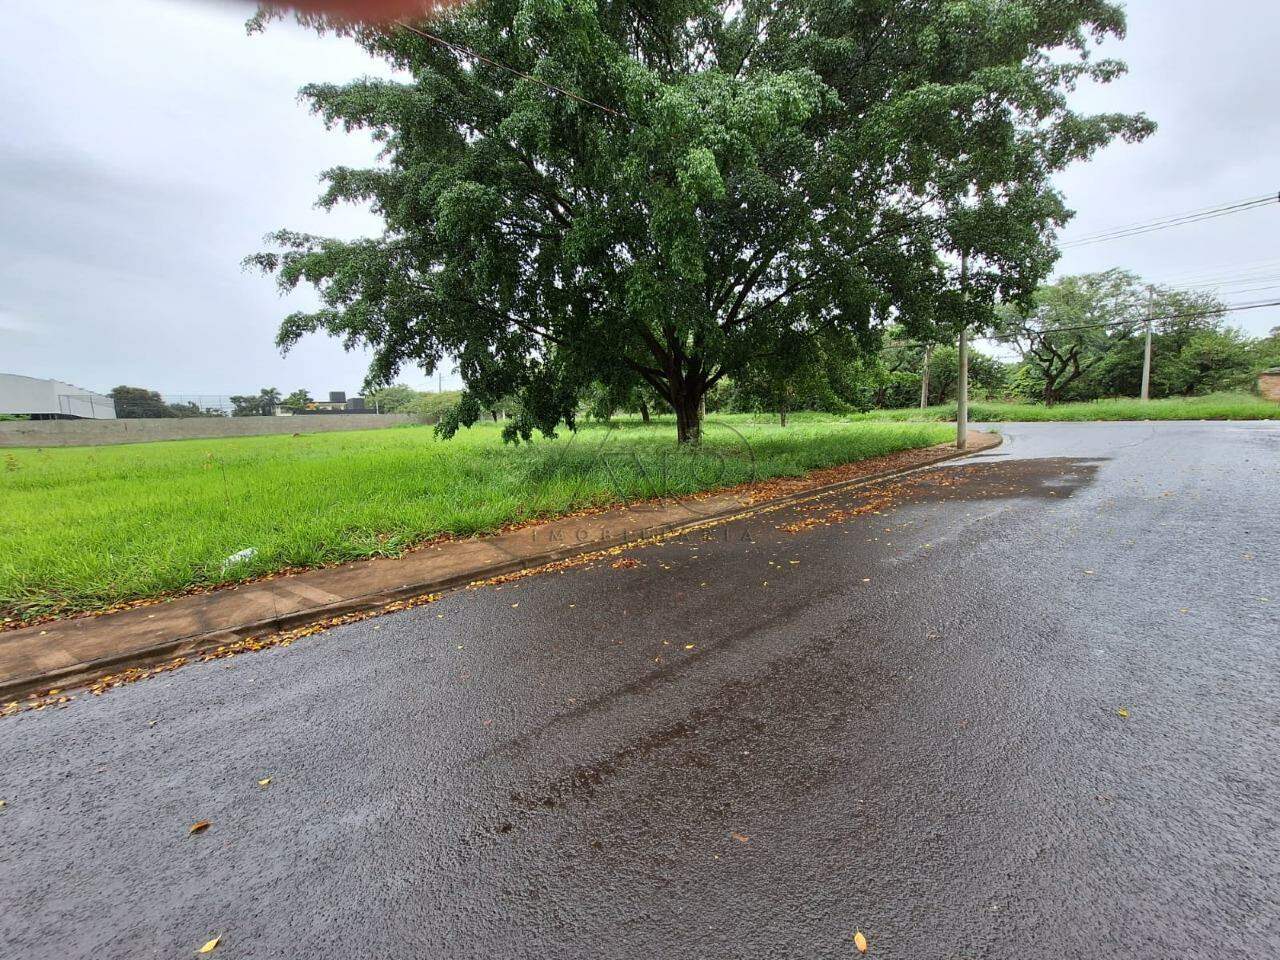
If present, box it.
[846,392,1279,423]
[0,417,951,621]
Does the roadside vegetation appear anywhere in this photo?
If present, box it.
[849,393,1279,423]
[0,418,951,622]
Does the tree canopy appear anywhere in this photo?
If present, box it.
[994,271,1260,403]
[249,0,1152,442]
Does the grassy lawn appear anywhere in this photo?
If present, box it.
[848,392,1280,423]
[0,416,952,622]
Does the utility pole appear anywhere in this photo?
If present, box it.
[1140,285,1154,402]
[919,344,932,409]
[956,250,969,450]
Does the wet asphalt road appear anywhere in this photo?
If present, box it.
[2,421,1279,959]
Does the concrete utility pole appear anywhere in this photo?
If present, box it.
[919,344,932,409]
[956,251,969,450]
[1140,285,1154,402]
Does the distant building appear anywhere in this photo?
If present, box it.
[0,374,116,419]
[307,390,367,414]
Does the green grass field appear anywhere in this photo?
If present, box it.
[847,392,1279,423]
[0,416,952,622]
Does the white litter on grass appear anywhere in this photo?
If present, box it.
[222,548,257,571]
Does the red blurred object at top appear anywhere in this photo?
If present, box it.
[274,0,465,21]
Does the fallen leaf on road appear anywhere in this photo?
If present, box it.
[684,644,696,650]
[197,935,221,953]
[188,821,212,835]
[258,778,271,788]
[1116,708,1129,719]
[854,929,868,953]
[731,833,750,843]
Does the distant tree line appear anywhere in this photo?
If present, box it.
[581,271,1280,422]
[108,387,223,419]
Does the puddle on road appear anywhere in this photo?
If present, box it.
[904,457,1105,503]
[770,458,1105,537]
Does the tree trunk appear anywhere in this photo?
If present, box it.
[779,404,788,428]
[673,386,704,444]
[639,401,650,424]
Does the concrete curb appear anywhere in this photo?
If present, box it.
[2,431,1001,702]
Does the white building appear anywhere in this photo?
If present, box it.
[0,374,117,419]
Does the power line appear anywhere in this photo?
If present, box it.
[886,297,1280,351]
[1150,255,1280,286]
[1068,195,1274,241]
[1171,278,1280,297]
[1168,270,1280,291]
[983,297,1280,341]
[1060,193,1279,248]
[393,20,630,120]
[1062,194,1277,245]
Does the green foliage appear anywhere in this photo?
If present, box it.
[0,418,951,620]
[109,386,222,419]
[922,345,1009,404]
[406,390,466,423]
[728,329,874,420]
[997,271,1263,403]
[853,393,1279,422]
[109,386,178,419]
[283,388,314,411]
[230,388,283,417]
[1251,327,1280,373]
[995,270,1147,404]
[248,0,1151,443]
[365,383,419,413]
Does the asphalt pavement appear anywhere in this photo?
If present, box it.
[2,421,1277,959]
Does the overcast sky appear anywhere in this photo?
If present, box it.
[2,0,1278,397]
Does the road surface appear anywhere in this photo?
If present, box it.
[2,421,1278,959]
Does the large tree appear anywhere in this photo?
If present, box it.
[248,0,1151,442]
[995,270,1146,405]
[1001,271,1240,403]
